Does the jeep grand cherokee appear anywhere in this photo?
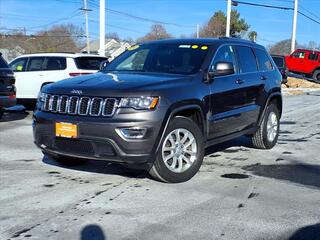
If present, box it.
[33,38,282,183]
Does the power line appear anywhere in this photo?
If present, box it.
[233,1,293,10]
[299,4,320,21]
[233,0,320,25]
[89,0,194,29]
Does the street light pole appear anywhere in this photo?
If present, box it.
[291,0,298,53]
[99,0,105,56]
[226,0,232,37]
[82,0,90,53]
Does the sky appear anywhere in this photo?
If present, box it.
[1,0,319,47]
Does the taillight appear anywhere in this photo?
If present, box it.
[9,93,16,99]
[69,72,92,77]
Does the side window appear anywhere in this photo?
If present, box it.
[27,57,45,71]
[212,45,237,73]
[292,51,305,59]
[255,49,273,71]
[308,53,319,61]
[42,57,66,71]
[9,58,28,72]
[235,46,258,73]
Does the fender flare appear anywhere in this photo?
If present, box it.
[155,104,206,154]
[258,92,282,125]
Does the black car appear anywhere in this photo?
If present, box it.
[0,53,16,119]
[271,55,288,83]
[33,38,283,183]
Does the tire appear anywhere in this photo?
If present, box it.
[149,116,205,183]
[43,152,88,166]
[312,70,320,83]
[0,108,4,119]
[251,103,280,149]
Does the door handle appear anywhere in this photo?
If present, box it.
[261,75,267,80]
[236,79,244,84]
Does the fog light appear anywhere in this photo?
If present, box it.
[116,127,147,139]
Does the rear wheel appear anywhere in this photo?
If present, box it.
[250,103,280,149]
[312,70,320,83]
[149,116,204,183]
[0,108,4,119]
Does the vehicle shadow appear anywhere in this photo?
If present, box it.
[42,155,148,179]
[80,224,107,240]
[0,110,29,122]
[287,223,320,240]
[205,135,253,156]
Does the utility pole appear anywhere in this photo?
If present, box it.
[291,0,298,53]
[226,0,232,37]
[99,0,106,56]
[196,24,199,38]
[81,0,91,53]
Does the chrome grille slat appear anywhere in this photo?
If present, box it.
[41,94,116,117]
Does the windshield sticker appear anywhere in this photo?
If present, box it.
[201,46,208,50]
[179,45,191,48]
[192,45,199,49]
[128,45,139,51]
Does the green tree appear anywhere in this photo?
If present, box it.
[200,10,250,38]
[248,31,257,42]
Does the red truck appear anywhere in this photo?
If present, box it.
[285,49,320,83]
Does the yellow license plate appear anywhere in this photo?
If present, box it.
[55,122,78,138]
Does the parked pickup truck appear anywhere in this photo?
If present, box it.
[285,49,320,83]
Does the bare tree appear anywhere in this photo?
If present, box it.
[137,24,172,43]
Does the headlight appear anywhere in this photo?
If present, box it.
[38,92,46,102]
[119,96,159,110]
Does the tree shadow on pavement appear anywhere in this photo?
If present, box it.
[243,163,320,189]
[81,224,107,240]
[42,155,148,179]
[287,223,320,240]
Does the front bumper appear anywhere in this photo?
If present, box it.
[33,108,167,168]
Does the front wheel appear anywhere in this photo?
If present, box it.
[250,103,280,149]
[149,116,204,183]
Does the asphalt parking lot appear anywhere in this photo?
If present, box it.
[1,92,320,240]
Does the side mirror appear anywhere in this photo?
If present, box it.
[99,60,109,71]
[209,62,235,78]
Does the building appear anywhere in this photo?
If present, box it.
[81,39,131,61]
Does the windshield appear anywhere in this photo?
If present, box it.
[104,44,209,75]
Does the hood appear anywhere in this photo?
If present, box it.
[43,71,194,97]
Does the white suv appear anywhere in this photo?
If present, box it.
[9,53,108,107]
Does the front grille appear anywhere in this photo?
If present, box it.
[42,94,118,117]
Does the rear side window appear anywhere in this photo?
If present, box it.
[75,57,108,70]
[9,57,28,72]
[0,56,9,68]
[235,46,258,73]
[27,57,66,71]
[255,49,273,71]
[272,56,284,68]
[27,57,45,71]
[43,57,66,71]
[292,51,305,58]
[308,53,319,61]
